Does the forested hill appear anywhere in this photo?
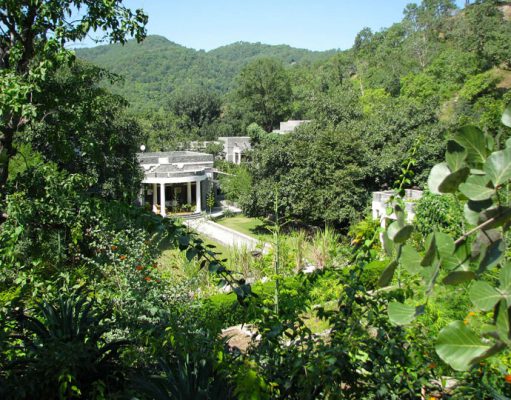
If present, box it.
[76,35,337,110]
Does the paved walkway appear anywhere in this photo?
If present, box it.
[184,217,269,252]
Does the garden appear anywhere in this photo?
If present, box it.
[1,0,511,398]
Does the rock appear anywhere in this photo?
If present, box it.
[221,324,258,353]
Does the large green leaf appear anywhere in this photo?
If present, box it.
[464,203,480,226]
[472,229,502,261]
[484,147,511,187]
[443,242,470,271]
[478,239,505,272]
[496,299,511,346]
[454,126,488,166]
[378,260,398,287]
[470,281,501,311]
[436,321,493,371]
[446,140,467,172]
[459,175,494,201]
[442,271,476,285]
[421,233,436,267]
[381,230,395,256]
[435,231,455,259]
[439,167,470,193]
[502,104,511,128]
[501,262,511,294]
[427,162,451,194]
[464,199,493,226]
[400,244,422,275]
[387,221,413,244]
[388,302,423,325]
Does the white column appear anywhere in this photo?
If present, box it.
[138,185,145,206]
[160,183,166,217]
[187,182,192,204]
[152,183,157,213]
[195,180,202,213]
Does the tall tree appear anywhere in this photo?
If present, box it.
[234,58,292,132]
[169,86,222,134]
[452,0,511,68]
[0,0,147,216]
[27,62,144,201]
[403,0,457,69]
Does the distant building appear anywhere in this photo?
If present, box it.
[372,189,423,226]
[187,140,217,151]
[272,120,311,134]
[218,136,251,164]
[138,151,215,216]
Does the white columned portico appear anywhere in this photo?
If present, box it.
[195,181,202,213]
[152,183,157,213]
[160,183,166,217]
[187,182,192,204]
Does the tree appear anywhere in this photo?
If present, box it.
[206,188,215,214]
[204,142,224,158]
[403,0,457,69]
[452,0,511,68]
[0,0,147,215]
[242,123,369,228]
[234,58,292,132]
[218,161,252,206]
[26,62,144,201]
[169,86,222,135]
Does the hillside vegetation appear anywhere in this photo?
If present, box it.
[76,35,337,110]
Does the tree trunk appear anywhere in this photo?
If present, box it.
[0,124,16,221]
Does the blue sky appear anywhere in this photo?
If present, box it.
[83,0,466,51]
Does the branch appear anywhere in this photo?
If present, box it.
[454,207,511,246]
[0,11,22,43]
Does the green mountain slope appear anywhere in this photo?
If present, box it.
[76,35,337,111]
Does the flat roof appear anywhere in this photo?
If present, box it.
[138,151,214,165]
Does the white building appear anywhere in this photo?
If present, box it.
[372,189,423,226]
[138,151,215,217]
[218,136,251,164]
[272,120,311,134]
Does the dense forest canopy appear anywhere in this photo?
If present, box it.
[76,35,337,111]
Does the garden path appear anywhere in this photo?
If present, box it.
[184,217,269,252]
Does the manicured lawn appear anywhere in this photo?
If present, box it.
[215,214,271,239]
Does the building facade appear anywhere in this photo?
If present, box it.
[217,136,251,164]
[372,189,423,226]
[138,151,215,217]
[272,120,311,134]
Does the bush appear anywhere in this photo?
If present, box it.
[205,276,313,328]
[1,291,128,399]
[414,190,464,238]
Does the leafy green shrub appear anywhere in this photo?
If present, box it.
[134,354,234,400]
[308,270,343,304]
[247,264,435,399]
[414,190,464,238]
[459,71,499,102]
[382,106,511,377]
[205,276,312,328]
[1,291,127,399]
[358,259,388,290]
